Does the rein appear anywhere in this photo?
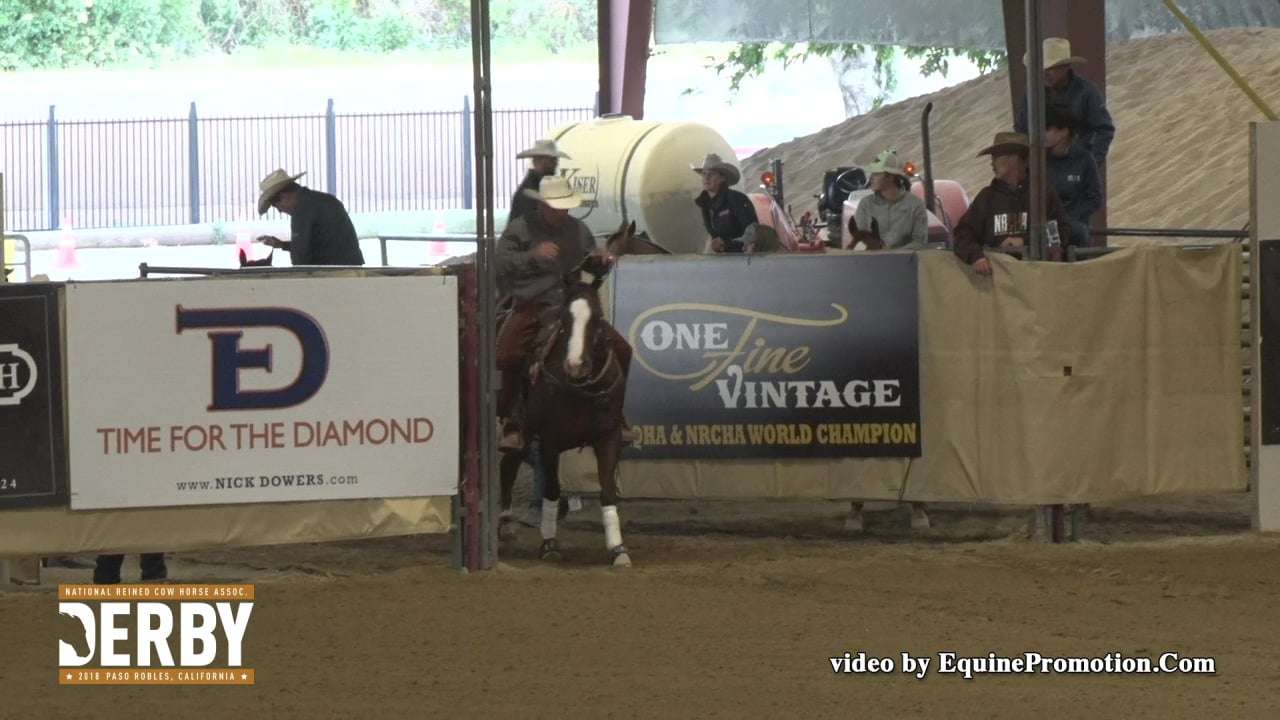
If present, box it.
[534,297,624,402]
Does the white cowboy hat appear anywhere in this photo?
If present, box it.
[257,169,306,215]
[691,153,741,186]
[867,148,908,178]
[516,139,571,160]
[522,174,583,210]
[1023,37,1087,69]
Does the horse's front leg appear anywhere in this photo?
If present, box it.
[536,444,563,562]
[593,434,630,567]
[497,451,522,541]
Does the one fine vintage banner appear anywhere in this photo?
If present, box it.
[0,282,68,509]
[64,275,460,510]
[611,254,921,459]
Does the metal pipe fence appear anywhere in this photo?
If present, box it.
[2,98,596,233]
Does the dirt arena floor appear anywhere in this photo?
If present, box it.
[4,490,1280,719]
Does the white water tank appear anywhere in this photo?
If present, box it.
[544,115,739,254]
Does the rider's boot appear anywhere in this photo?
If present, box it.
[497,367,525,453]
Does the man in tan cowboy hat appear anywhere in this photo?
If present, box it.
[692,153,761,253]
[508,139,571,228]
[255,168,364,266]
[494,174,640,451]
[1013,37,1115,168]
[952,131,1076,277]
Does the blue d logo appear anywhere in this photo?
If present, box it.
[176,306,330,411]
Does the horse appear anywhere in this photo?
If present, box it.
[239,248,274,267]
[841,214,929,532]
[604,219,672,256]
[847,216,885,251]
[496,253,632,566]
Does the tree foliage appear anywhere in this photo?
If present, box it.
[704,41,1007,116]
[0,0,598,71]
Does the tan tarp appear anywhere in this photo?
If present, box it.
[561,245,1247,504]
[0,498,452,556]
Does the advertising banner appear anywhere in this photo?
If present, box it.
[0,283,68,509]
[612,254,921,459]
[65,276,459,509]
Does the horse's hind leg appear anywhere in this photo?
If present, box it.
[594,437,630,567]
[536,445,563,561]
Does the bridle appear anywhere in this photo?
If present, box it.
[542,286,624,402]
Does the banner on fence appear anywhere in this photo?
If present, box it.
[0,283,68,509]
[611,254,921,459]
[64,276,460,510]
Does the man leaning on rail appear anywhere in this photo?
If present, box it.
[254,168,365,266]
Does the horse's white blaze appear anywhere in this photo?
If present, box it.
[566,297,591,371]
[541,498,559,540]
[602,504,623,549]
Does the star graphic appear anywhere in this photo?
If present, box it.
[240,673,248,680]
[65,673,72,680]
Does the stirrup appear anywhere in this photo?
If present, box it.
[498,420,524,452]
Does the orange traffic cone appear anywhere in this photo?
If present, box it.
[53,216,81,270]
[235,227,252,262]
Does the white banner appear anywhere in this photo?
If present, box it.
[65,275,460,509]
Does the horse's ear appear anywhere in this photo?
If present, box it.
[628,219,636,235]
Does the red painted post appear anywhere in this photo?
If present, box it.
[597,0,653,118]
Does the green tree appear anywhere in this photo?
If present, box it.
[0,0,599,71]
[704,42,1006,117]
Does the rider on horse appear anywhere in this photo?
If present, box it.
[495,174,641,452]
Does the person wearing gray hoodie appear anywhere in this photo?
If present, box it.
[851,149,929,249]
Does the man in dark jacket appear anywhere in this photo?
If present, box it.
[508,139,570,228]
[692,154,759,253]
[952,132,1076,277]
[1044,105,1103,248]
[256,169,365,266]
[1014,38,1115,169]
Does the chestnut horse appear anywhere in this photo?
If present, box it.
[496,253,632,566]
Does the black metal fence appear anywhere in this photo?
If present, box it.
[1,98,596,232]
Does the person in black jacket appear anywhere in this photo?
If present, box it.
[1044,105,1103,248]
[952,132,1076,277]
[508,139,570,228]
[255,169,365,266]
[692,154,758,253]
[1014,38,1115,169]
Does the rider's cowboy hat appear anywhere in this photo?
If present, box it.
[516,138,571,160]
[867,148,909,178]
[522,174,583,210]
[977,131,1031,158]
[691,153,741,186]
[257,168,306,214]
[1023,37,1086,69]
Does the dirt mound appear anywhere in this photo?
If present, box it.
[743,27,1280,233]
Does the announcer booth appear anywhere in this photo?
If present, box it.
[0,262,484,583]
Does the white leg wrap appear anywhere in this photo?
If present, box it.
[541,498,559,540]
[602,505,623,549]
